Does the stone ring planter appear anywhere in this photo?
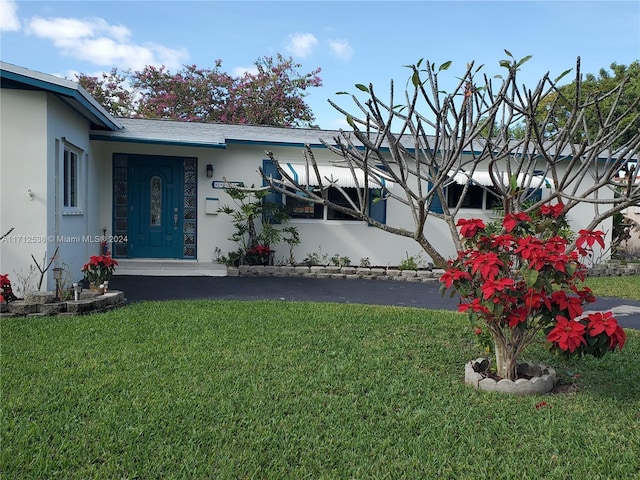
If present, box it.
[464,358,557,395]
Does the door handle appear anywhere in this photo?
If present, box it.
[173,208,178,230]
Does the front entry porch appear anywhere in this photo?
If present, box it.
[114,259,227,277]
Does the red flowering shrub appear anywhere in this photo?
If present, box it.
[0,274,18,303]
[81,255,118,285]
[245,244,273,266]
[440,204,626,380]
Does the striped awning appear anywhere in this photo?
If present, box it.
[284,163,393,189]
[451,170,553,189]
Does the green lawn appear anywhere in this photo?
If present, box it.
[585,274,640,301]
[2,300,639,479]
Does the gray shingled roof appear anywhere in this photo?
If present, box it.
[92,118,634,162]
[91,117,345,149]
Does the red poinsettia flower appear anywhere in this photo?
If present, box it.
[481,277,515,300]
[550,291,584,320]
[608,324,627,350]
[514,236,546,261]
[576,230,605,250]
[458,298,490,315]
[539,202,564,218]
[0,274,11,288]
[506,306,530,327]
[457,218,485,238]
[524,288,545,311]
[468,252,504,280]
[546,315,587,352]
[439,268,472,288]
[503,212,532,233]
[586,311,626,349]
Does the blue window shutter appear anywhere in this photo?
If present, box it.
[262,159,283,224]
[368,189,387,225]
[428,182,444,213]
[527,188,542,202]
[262,158,282,200]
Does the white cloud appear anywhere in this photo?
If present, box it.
[328,39,353,61]
[24,15,188,70]
[232,65,259,77]
[286,32,318,58]
[0,0,20,32]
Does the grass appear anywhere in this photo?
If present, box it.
[585,274,640,301]
[2,299,639,479]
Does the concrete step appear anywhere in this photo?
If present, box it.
[113,259,227,277]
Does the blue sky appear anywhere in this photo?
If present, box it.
[1,0,639,129]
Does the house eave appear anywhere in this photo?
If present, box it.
[90,133,227,149]
[0,61,122,131]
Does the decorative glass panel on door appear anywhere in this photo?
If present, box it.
[150,176,162,226]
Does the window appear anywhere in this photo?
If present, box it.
[447,183,501,210]
[263,159,387,224]
[286,191,323,219]
[63,148,78,208]
[327,187,361,221]
[63,145,82,212]
[285,187,377,221]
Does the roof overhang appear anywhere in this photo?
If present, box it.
[0,61,122,131]
[89,133,227,149]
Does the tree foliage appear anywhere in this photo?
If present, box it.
[260,52,640,267]
[77,54,322,127]
[539,61,640,146]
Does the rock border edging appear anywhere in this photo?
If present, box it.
[228,261,640,281]
[0,290,127,318]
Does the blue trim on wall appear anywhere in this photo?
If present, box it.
[225,138,328,148]
[90,134,227,149]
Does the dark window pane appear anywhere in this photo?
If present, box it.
[447,184,484,208]
[286,193,323,219]
[327,187,360,221]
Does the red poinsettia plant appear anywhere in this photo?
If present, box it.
[0,274,18,303]
[441,205,626,381]
[81,255,118,285]
[245,243,273,266]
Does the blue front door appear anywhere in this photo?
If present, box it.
[129,156,183,258]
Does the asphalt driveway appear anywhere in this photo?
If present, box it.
[109,275,640,330]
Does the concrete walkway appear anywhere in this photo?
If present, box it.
[108,275,640,331]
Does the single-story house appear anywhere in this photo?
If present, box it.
[0,62,618,291]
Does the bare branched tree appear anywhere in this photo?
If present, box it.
[259,52,640,267]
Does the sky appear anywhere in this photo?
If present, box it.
[1,0,639,130]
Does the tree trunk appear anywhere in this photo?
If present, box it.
[493,335,518,381]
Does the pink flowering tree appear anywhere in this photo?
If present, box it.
[77,54,322,127]
[440,204,626,380]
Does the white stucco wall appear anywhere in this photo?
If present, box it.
[46,96,102,287]
[0,89,49,291]
[0,89,100,292]
[94,140,426,267]
[93,137,618,268]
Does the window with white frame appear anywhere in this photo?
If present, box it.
[63,144,82,212]
[446,183,501,210]
[285,187,367,221]
[265,160,388,224]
